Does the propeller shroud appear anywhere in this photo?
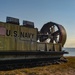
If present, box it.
[38,22,67,47]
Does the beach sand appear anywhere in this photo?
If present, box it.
[0,56,75,75]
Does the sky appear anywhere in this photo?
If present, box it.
[0,0,75,48]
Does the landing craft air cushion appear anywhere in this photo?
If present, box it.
[0,17,68,66]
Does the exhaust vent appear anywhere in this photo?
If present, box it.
[23,20,34,28]
[6,17,19,25]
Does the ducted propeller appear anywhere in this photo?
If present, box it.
[38,22,67,47]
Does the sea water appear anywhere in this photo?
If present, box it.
[63,48,75,56]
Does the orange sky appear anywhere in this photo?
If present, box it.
[64,37,75,48]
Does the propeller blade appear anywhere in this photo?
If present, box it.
[47,28,51,34]
[52,30,59,36]
[50,39,53,43]
[51,25,55,33]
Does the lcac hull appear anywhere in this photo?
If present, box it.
[0,51,68,70]
[0,51,68,62]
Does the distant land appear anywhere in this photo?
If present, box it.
[64,47,75,49]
